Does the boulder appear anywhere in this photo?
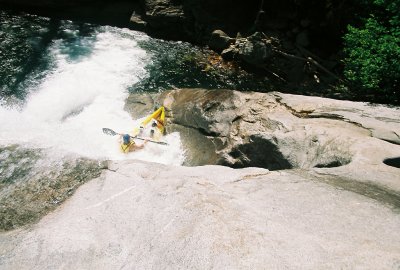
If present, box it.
[135,0,188,40]
[157,89,356,170]
[143,0,185,24]
[208,30,235,52]
[237,32,273,66]
[129,11,147,31]
[124,92,158,119]
[125,88,400,193]
[221,46,237,60]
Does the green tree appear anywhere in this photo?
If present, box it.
[343,0,400,104]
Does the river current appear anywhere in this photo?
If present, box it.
[0,10,185,165]
[0,10,275,230]
[0,10,268,185]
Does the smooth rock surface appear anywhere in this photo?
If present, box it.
[1,160,400,269]
[123,89,400,194]
[275,93,400,145]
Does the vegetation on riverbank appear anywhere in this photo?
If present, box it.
[342,0,400,104]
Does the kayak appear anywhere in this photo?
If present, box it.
[132,106,165,141]
[103,107,167,153]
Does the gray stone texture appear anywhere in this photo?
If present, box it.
[1,89,400,269]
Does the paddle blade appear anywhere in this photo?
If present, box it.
[102,128,118,136]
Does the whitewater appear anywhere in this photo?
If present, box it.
[0,25,185,165]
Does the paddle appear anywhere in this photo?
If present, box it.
[102,128,168,145]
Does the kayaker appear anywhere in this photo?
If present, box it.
[150,121,157,138]
[154,118,164,129]
[149,119,164,138]
[120,134,147,153]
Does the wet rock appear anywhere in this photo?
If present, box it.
[237,32,273,66]
[0,145,105,231]
[220,46,237,60]
[208,29,235,52]
[143,0,185,24]
[135,0,188,40]
[124,92,158,119]
[129,12,147,31]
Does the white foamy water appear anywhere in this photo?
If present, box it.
[0,26,185,165]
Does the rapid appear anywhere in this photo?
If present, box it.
[0,11,267,228]
[0,12,184,165]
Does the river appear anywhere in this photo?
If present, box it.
[0,10,270,226]
[0,11,270,230]
[0,9,269,162]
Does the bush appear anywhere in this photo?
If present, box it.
[343,0,400,104]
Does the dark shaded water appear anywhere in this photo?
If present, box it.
[0,10,269,103]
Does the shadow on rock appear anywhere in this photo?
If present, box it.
[383,157,400,169]
[125,89,365,170]
[219,134,292,170]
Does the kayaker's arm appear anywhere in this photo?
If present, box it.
[130,139,148,151]
[139,140,148,148]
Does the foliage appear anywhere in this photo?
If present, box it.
[343,0,400,104]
